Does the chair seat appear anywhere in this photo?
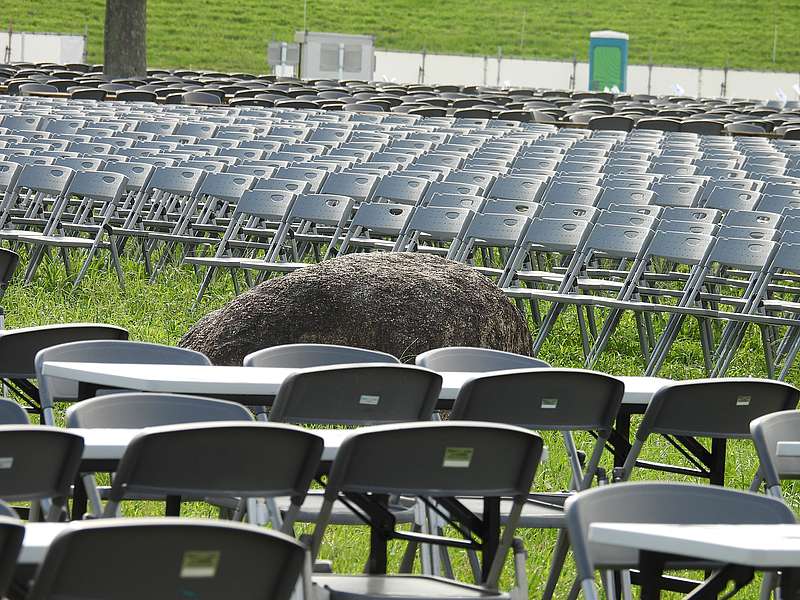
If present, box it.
[183,255,242,267]
[457,494,566,527]
[313,574,509,600]
[277,494,416,526]
[237,259,308,272]
[14,234,102,248]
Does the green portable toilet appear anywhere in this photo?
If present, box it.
[588,30,629,92]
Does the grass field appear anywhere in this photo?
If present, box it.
[6,1,800,74]
[5,252,800,598]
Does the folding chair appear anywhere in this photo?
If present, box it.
[517,222,655,356]
[66,392,253,428]
[0,165,74,234]
[0,398,27,424]
[147,172,256,280]
[393,205,474,255]
[15,170,129,288]
[102,422,323,526]
[310,422,543,599]
[583,228,716,369]
[450,369,623,600]
[448,211,533,276]
[338,202,415,255]
[186,189,298,305]
[0,426,83,521]
[237,193,354,276]
[565,482,795,600]
[244,343,399,367]
[26,519,307,600]
[749,409,800,503]
[415,347,549,371]
[0,517,23,598]
[620,379,798,485]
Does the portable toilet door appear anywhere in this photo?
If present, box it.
[588,30,629,92]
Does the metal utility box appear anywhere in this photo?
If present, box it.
[267,41,300,76]
[294,31,374,80]
[588,30,629,92]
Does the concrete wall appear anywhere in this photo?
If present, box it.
[375,50,800,102]
[0,32,86,64]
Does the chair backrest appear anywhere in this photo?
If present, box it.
[750,409,800,493]
[27,519,306,600]
[450,368,623,434]
[652,181,702,207]
[0,323,129,379]
[371,174,430,205]
[487,175,544,202]
[66,392,253,428]
[319,172,378,202]
[0,517,23,598]
[565,481,795,583]
[270,364,441,425]
[105,423,322,519]
[195,172,254,203]
[621,379,799,480]
[0,426,83,506]
[35,340,209,421]
[416,346,549,372]
[244,343,399,368]
[0,399,28,425]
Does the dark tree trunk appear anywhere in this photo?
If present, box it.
[104,0,147,79]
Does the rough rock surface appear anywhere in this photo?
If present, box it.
[179,252,533,364]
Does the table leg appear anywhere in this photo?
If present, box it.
[638,551,666,600]
[71,473,87,520]
[482,497,500,583]
[709,438,727,486]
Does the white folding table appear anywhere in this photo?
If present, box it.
[41,361,668,406]
[777,441,800,457]
[589,522,800,599]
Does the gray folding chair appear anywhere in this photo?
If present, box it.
[184,187,298,303]
[310,422,543,599]
[26,519,307,600]
[0,399,28,424]
[0,516,23,598]
[338,202,415,255]
[66,392,253,428]
[102,422,323,528]
[416,347,549,371]
[451,368,623,600]
[620,379,799,485]
[244,343,399,368]
[565,482,796,600]
[35,339,209,425]
[0,426,83,521]
[750,410,800,500]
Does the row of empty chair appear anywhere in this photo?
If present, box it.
[1,94,800,378]
[2,61,800,137]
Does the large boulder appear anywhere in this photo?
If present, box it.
[179,252,533,364]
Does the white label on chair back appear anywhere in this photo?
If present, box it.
[443,447,473,468]
[736,395,751,406]
[359,395,380,406]
[0,457,12,469]
[180,550,220,578]
[541,398,559,409]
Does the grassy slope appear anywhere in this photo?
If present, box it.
[5,0,800,74]
[5,254,799,598]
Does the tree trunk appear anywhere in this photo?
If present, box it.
[104,0,147,79]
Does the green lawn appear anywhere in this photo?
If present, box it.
[5,0,800,74]
[5,253,800,598]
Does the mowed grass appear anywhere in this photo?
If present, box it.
[5,250,800,598]
[6,0,800,74]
